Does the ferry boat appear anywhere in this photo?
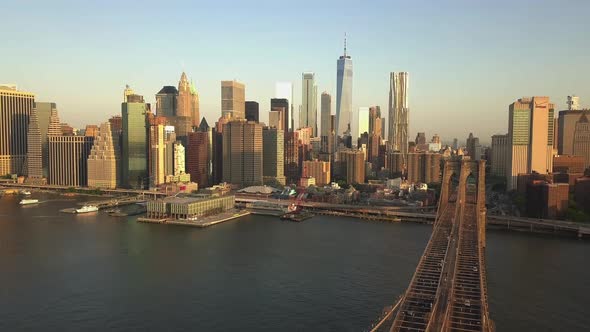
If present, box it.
[75,205,99,214]
[19,199,39,205]
[21,190,31,196]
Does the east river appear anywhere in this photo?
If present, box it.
[0,193,588,331]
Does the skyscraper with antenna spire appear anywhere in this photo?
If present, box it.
[335,34,353,138]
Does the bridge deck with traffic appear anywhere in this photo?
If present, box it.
[383,159,493,332]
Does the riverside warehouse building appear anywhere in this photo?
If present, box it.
[146,195,235,220]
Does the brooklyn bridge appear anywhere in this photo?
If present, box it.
[370,159,494,332]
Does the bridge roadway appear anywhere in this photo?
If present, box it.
[387,160,492,332]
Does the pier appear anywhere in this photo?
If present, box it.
[138,209,250,228]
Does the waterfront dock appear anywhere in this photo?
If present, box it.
[138,209,250,228]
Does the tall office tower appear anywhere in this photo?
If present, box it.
[262,127,286,186]
[507,97,555,190]
[163,126,176,178]
[567,95,580,111]
[0,85,34,176]
[199,117,213,184]
[123,84,135,102]
[369,106,381,137]
[245,101,259,122]
[452,138,459,150]
[285,131,301,184]
[339,150,365,184]
[34,102,54,178]
[149,124,166,187]
[301,72,318,136]
[26,108,43,180]
[357,107,369,140]
[388,72,409,159]
[466,133,481,160]
[320,92,332,151]
[155,86,178,117]
[222,120,263,187]
[558,108,590,160]
[275,82,293,132]
[221,80,245,119]
[108,115,122,186]
[380,117,386,140]
[121,94,149,189]
[212,114,230,185]
[48,135,94,186]
[109,115,122,133]
[271,98,289,130]
[87,122,118,189]
[573,114,590,168]
[491,134,509,177]
[48,107,62,136]
[187,130,210,188]
[177,72,200,127]
[173,141,186,176]
[335,37,352,137]
[269,107,285,130]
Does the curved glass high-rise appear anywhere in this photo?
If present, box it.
[388,72,409,160]
[335,38,352,137]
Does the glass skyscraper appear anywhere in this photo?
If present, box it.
[275,82,293,132]
[300,72,317,136]
[335,38,352,137]
[121,94,148,189]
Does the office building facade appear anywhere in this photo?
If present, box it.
[48,135,94,186]
[301,72,318,136]
[507,97,555,190]
[245,101,259,122]
[335,41,352,137]
[0,85,34,176]
[491,134,509,177]
[222,120,263,187]
[121,94,149,189]
[187,131,210,188]
[275,82,293,132]
[221,80,245,119]
[87,122,118,189]
[155,86,178,117]
[262,127,285,185]
[388,72,409,159]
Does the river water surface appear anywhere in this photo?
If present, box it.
[0,193,588,331]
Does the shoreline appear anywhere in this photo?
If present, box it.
[4,184,588,239]
[138,209,250,228]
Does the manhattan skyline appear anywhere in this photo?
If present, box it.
[2,1,589,143]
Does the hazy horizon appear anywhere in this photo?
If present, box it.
[2,0,589,145]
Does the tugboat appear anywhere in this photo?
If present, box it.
[19,199,39,205]
[75,205,99,214]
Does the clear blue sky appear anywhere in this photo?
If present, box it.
[2,0,589,144]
